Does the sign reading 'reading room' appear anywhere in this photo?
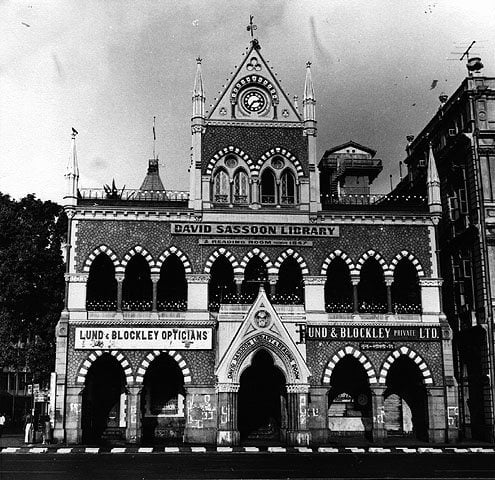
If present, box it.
[75,327,213,350]
[171,223,339,237]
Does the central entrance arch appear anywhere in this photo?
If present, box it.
[238,349,287,443]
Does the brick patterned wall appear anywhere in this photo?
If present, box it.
[201,125,308,174]
[75,221,432,276]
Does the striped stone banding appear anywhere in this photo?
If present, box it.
[83,245,120,273]
[320,249,355,276]
[239,248,275,275]
[254,148,304,177]
[204,248,241,274]
[378,346,433,385]
[135,350,192,384]
[206,147,254,176]
[154,246,192,274]
[121,245,154,270]
[76,350,133,385]
[388,250,425,277]
[273,248,309,275]
[322,346,378,385]
[355,249,388,274]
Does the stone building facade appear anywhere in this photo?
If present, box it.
[52,38,458,445]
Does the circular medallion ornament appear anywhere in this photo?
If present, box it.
[225,155,238,168]
[254,309,270,328]
[242,90,266,113]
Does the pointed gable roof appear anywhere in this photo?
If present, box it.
[140,158,165,191]
[323,140,377,158]
[207,41,301,122]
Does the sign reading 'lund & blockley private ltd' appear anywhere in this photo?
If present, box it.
[75,327,213,350]
[171,223,339,237]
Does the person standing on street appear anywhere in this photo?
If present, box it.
[0,412,6,438]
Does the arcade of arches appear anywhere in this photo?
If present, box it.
[85,251,423,313]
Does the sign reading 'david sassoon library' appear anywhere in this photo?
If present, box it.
[75,327,213,350]
[172,222,339,237]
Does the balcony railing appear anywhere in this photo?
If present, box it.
[208,292,303,312]
[78,188,189,204]
[321,193,427,211]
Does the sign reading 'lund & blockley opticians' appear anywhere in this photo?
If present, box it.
[75,327,213,350]
[171,223,339,237]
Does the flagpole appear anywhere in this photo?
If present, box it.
[153,116,156,160]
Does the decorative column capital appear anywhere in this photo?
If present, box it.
[115,273,125,283]
[351,275,360,286]
[303,275,326,285]
[286,383,310,394]
[150,273,160,283]
[216,383,240,393]
[419,278,443,287]
[64,272,89,283]
[186,273,210,283]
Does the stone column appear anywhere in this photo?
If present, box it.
[427,387,448,443]
[371,386,386,442]
[285,384,311,446]
[251,178,260,209]
[234,274,243,297]
[216,384,240,446]
[304,276,326,312]
[151,274,160,312]
[385,277,393,314]
[184,386,217,445]
[268,275,277,298]
[186,274,209,310]
[115,273,125,312]
[351,275,360,313]
[53,312,69,443]
[126,385,141,443]
[441,323,459,442]
[419,278,443,317]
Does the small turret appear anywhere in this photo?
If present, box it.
[427,143,441,214]
[303,61,315,122]
[64,128,79,208]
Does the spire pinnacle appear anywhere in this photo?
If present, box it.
[303,61,315,122]
[427,142,441,214]
[67,127,79,178]
[193,58,204,97]
[64,127,79,207]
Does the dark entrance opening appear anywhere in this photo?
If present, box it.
[140,354,185,444]
[384,356,428,440]
[238,349,287,443]
[81,354,126,444]
[327,355,372,439]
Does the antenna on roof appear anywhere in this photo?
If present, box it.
[152,116,157,160]
[448,41,484,76]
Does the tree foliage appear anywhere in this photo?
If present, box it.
[0,193,66,383]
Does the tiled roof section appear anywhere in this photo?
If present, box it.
[140,159,165,191]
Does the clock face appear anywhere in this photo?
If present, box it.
[242,90,266,113]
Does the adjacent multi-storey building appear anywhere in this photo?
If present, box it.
[52,36,458,446]
[396,57,495,441]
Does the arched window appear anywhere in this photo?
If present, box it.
[260,169,276,204]
[233,169,249,204]
[358,258,387,313]
[325,258,353,312]
[280,170,296,204]
[208,255,236,311]
[86,254,117,311]
[242,256,269,301]
[213,169,230,203]
[274,257,304,304]
[157,256,187,311]
[392,259,421,314]
[122,255,152,311]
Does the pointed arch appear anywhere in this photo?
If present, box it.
[355,249,388,274]
[239,248,275,275]
[83,245,120,273]
[76,350,133,385]
[378,346,433,385]
[320,250,355,276]
[155,246,192,274]
[206,146,254,176]
[204,248,241,274]
[322,346,378,385]
[274,248,309,275]
[254,147,304,177]
[135,350,192,384]
[121,245,154,271]
[389,250,425,277]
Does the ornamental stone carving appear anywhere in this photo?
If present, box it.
[419,278,443,287]
[303,276,326,285]
[186,273,210,283]
[65,273,89,283]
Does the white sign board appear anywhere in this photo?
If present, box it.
[75,327,213,350]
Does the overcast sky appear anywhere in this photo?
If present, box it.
[2,0,495,202]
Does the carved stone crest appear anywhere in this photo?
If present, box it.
[254,309,270,328]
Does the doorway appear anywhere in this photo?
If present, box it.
[238,349,287,443]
